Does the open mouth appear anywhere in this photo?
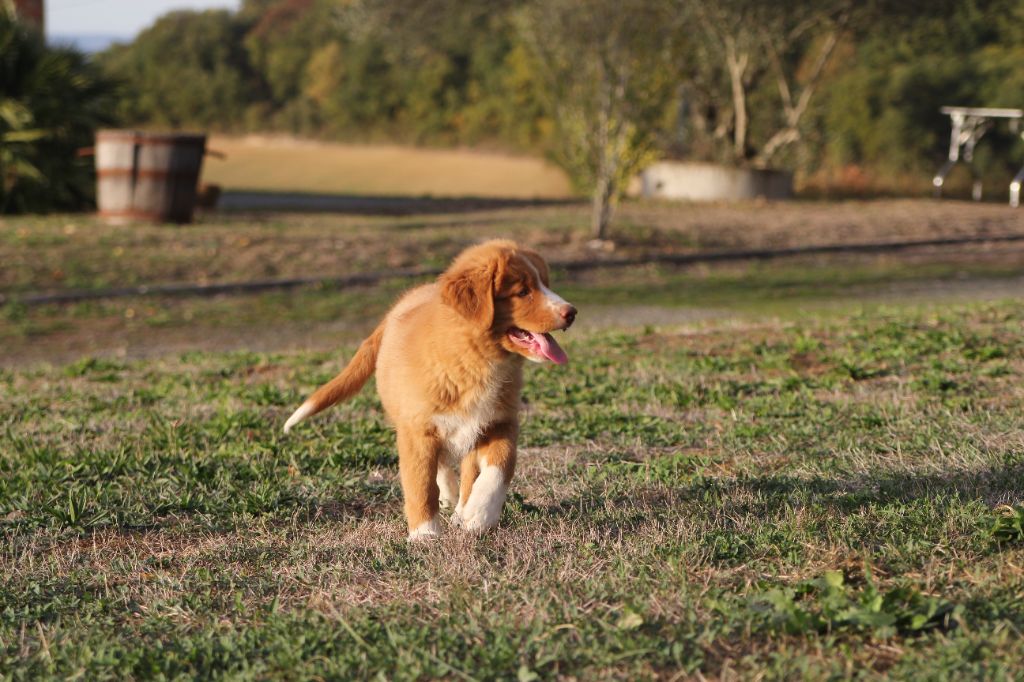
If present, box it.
[507,327,568,364]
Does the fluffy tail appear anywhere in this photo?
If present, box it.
[283,321,385,433]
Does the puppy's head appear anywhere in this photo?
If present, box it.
[439,240,576,364]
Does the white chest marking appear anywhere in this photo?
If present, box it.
[524,260,569,313]
[432,364,514,463]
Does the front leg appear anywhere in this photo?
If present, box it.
[458,422,518,533]
[397,425,443,541]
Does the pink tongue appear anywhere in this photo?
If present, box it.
[531,332,568,365]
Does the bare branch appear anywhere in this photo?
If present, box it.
[755,127,801,166]
[725,36,749,160]
[790,28,840,124]
[761,30,794,115]
[755,18,846,166]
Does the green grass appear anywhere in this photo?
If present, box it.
[3,301,1024,678]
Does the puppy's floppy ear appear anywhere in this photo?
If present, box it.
[521,249,550,287]
[440,259,499,328]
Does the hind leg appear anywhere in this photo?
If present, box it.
[437,459,459,510]
[451,455,480,526]
[397,426,442,541]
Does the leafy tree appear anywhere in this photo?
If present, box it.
[0,11,118,213]
[333,0,545,146]
[244,0,339,133]
[816,0,1019,178]
[516,0,676,239]
[91,0,1024,197]
[304,30,404,138]
[99,10,255,130]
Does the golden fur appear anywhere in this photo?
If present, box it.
[284,240,577,538]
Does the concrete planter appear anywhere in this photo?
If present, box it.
[636,161,793,201]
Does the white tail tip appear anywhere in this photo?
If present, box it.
[283,401,314,434]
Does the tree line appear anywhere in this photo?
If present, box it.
[3,0,1022,224]
[99,0,1021,165]
[95,0,1024,232]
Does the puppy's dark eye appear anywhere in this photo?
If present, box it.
[516,288,530,298]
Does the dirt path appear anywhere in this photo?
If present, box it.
[6,199,1024,297]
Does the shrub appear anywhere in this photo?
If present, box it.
[0,11,119,213]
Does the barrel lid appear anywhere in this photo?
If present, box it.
[97,129,206,144]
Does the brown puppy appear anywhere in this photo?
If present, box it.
[284,240,577,539]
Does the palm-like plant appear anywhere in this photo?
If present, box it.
[0,100,46,203]
[0,10,119,213]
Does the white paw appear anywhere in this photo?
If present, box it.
[407,517,442,541]
[459,501,503,533]
[458,465,507,533]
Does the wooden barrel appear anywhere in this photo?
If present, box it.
[95,130,207,224]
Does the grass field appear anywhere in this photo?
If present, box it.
[200,136,573,198]
[3,300,1024,678]
[3,200,1024,678]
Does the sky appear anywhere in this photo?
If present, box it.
[48,0,241,39]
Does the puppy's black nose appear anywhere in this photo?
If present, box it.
[560,304,577,328]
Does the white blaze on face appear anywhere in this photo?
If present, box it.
[539,282,569,313]
[523,258,569,314]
